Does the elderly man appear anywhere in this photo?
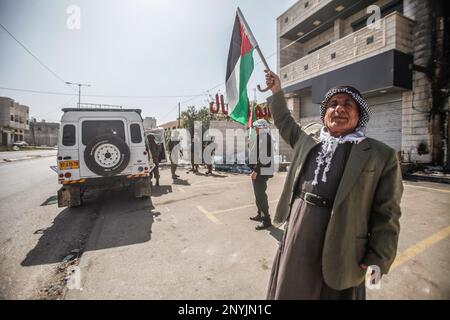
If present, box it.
[264,71,403,300]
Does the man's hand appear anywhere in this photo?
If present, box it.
[264,70,281,94]
[251,171,258,180]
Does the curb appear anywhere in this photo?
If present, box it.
[404,174,450,185]
[0,154,56,164]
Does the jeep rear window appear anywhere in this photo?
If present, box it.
[130,123,142,143]
[82,120,125,145]
[62,124,76,146]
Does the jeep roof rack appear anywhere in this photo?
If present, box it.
[62,103,141,114]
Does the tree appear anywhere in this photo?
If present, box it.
[180,106,211,131]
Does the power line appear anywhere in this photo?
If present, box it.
[0,86,206,99]
[0,22,71,87]
[32,95,77,120]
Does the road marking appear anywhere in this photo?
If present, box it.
[178,180,250,193]
[197,199,279,225]
[189,180,249,189]
[391,225,450,271]
[404,184,450,193]
[197,205,222,225]
[190,177,248,186]
[211,199,279,215]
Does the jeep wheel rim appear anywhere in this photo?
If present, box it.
[94,143,121,168]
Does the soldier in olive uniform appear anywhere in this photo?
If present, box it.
[147,134,161,186]
[249,119,274,230]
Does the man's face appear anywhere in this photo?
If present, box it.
[324,93,360,137]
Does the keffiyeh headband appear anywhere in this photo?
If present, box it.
[320,86,371,128]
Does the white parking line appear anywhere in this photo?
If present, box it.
[197,199,279,224]
[197,205,222,225]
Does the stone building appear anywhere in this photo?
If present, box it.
[0,97,30,146]
[277,0,449,166]
[25,119,60,147]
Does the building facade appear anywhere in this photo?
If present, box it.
[25,119,60,147]
[143,117,157,130]
[277,0,449,166]
[0,97,30,146]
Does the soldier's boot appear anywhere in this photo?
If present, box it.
[255,216,272,230]
[249,211,263,222]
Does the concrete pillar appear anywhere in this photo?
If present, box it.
[286,96,301,122]
[334,19,344,41]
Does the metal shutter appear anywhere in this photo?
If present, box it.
[365,93,402,151]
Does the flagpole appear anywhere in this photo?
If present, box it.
[236,7,272,92]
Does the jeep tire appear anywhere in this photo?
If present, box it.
[84,135,130,177]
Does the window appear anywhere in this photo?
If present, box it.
[366,36,374,45]
[130,123,142,143]
[62,124,76,146]
[10,115,14,121]
[284,17,289,23]
[304,1,309,8]
[304,64,309,71]
[82,120,125,145]
[331,52,336,59]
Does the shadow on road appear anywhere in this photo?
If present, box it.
[172,178,190,186]
[85,190,157,251]
[268,226,284,242]
[151,185,173,197]
[41,195,58,206]
[21,189,157,266]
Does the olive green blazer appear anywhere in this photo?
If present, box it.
[268,91,403,290]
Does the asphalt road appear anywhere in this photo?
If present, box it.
[1,157,449,299]
[0,153,100,299]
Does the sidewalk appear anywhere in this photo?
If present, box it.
[403,166,450,185]
[0,149,57,163]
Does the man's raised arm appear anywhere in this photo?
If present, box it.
[265,71,302,148]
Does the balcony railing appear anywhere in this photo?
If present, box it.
[280,12,414,87]
[278,0,333,36]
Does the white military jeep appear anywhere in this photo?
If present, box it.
[57,105,154,207]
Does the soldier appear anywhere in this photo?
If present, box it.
[147,133,161,186]
[204,136,215,175]
[167,130,182,179]
[249,119,274,230]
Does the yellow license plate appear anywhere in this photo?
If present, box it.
[59,160,79,170]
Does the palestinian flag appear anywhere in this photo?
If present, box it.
[226,8,257,126]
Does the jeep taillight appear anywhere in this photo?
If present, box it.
[64,172,72,178]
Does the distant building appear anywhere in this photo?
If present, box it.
[25,119,59,146]
[0,97,30,146]
[143,117,157,130]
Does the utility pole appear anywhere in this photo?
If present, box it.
[178,102,181,128]
[66,82,91,107]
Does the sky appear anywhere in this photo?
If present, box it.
[0,0,298,124]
